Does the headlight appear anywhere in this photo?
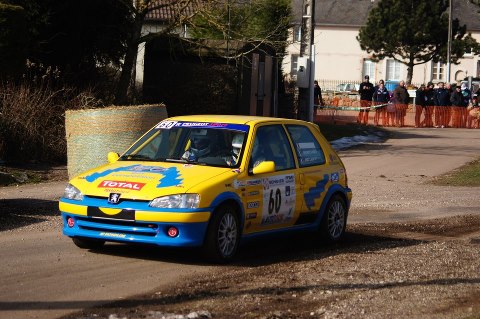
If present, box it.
[63,184,84,201]
[149,194,200,209]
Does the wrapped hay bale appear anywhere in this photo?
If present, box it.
[65,104,167,178]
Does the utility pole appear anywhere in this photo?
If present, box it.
[297,0,315,121]
[446,0,452,82]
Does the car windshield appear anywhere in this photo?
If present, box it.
[119,120,249,168]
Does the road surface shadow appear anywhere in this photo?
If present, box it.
[232,230,423,267]
[71,229,425,268]
[0,198,59,231]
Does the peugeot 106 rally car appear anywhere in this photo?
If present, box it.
[59,115,352,262]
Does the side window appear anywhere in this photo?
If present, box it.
[249,125,295,171]
[286,125,326,167]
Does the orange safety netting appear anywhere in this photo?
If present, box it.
[317,97,480,128]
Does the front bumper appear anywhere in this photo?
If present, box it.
[59,198,211,247]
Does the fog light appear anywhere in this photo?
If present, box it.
[67,217,75,228]
[167,226,179,238]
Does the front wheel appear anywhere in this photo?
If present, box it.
[203,204,240,263]
[72,237,105,250]
[320,194,347,242]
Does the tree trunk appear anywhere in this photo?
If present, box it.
[115,16,144,105]
[406,60,414,86]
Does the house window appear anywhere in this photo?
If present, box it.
[464,47,473,56]
[386,59,401,80]
[293,26,301,42]
[432,62,445,81]
[363,59,375,82]
[291,54,299,78]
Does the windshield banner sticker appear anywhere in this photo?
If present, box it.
[155,120,249,132]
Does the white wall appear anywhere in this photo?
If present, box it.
[315,26,365,81]
[283,26,480,86]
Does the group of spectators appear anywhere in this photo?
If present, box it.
[358,75,410,127]
[415,81,479,128]
[356,75,480,128]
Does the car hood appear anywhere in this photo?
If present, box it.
[70,161,233,200]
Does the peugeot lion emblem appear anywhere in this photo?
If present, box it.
[108,193,121,204]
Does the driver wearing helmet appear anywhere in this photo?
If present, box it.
[182,130,211,161]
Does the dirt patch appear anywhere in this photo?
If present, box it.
[61,214,480,319]
[0,163,68,185]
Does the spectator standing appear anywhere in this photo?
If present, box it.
[423,82,436,127]
[450,85,464,128]
[372,80,389,126]
[415,84,426,127]
[358,75,374,125]
[460,83,471,127]
[433,82,450,128]
[313,80,325,118]
[393,80,410,127]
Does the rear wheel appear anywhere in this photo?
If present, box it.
[203,204,240,263]
[72,237,105,250]
[320,194,347,242]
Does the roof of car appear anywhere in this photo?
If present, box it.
[165,115,310,126]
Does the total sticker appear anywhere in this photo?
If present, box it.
[98,180,146,190]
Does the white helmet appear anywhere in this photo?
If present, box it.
[232,133,244,156]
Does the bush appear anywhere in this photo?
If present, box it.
[0,62,104,163]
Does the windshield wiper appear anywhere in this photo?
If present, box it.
[120,154,154,161]
[164,158,188,163]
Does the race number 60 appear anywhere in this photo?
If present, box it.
[268,188,282,215]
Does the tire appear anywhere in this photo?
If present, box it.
[203,204,240,263]
[320,194,347,242]
[72,237,105,250]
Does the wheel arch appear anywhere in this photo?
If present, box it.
[315,185,350,226]
[208,192,245,234]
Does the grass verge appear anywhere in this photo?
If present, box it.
[431,158,480,187]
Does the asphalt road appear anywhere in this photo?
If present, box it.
[0,127,479,319]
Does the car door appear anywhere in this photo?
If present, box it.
[285,124,334,224]
[242,124,303,234]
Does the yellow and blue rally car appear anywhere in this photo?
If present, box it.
[59,115,352,262]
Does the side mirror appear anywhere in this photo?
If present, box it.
[252,161,275,175]
[107,152,120,163]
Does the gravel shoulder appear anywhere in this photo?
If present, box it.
[60,215,480,319]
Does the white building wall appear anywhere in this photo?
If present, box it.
[315,26,365,82]
[284,26,480,87]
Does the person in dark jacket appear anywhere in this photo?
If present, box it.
[393,80,410,127]
[358,75,375,125]
[415,84,426,127]
[313,80,325,117]
[424,82,435,127]
[460,83,472,127]
[372,80,389,126]
[450,85,464,128]
[434,82,450,127]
